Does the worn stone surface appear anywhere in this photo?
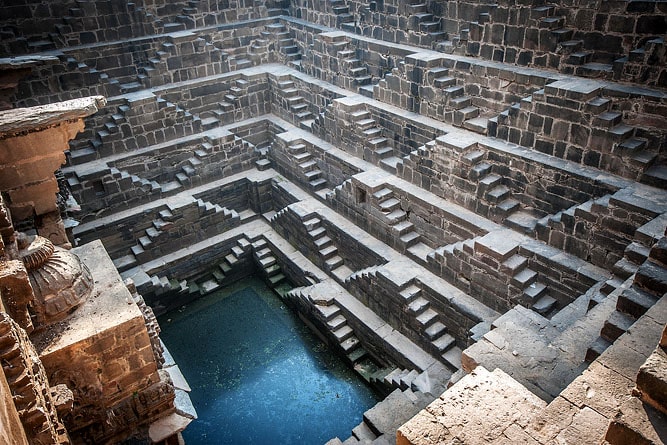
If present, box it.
[0,1,666,444]
[397,367,546,445]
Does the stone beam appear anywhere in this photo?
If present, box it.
[0,96,106,246]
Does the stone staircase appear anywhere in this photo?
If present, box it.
[276,79,315,129]
[497,81,660,183]
[587,235,667,361]
[67,104,131,165]
[198,81,245,129]
[285,141,330,193]
[336,46,373,89]
[251,238,287,288]
[615,36,666,87]
[261,23,303,68]
[287,283,371,366]
[371,187,428,256]
[430,236,557,317]
[348,108,399,171]
[119,200,240,269]
[404,0,447,43]
[192,237,252,295]
[302,215,352,280]
[399,283,462,370]
[458,147,526,225]
[328,0,355,28]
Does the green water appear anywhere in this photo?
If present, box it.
[158,276,380,445]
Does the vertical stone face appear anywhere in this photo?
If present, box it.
[33,240,174,443]
[0,259,35,333]
[0,96,106,246]
[0,312,69,445]
[0,364,30,445]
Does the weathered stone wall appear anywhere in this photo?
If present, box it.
[428,229,608,314]
[495,79,667,182]
[374,51,552,132]
[270,131,364,195]
[464,0,667,86]
[313,96,443,168]
[0,0,159,55]
[0,312,68,445]
[0,362,30,445]
[271,204,385,272]
[12,22,275,107]
[330,177,490,253]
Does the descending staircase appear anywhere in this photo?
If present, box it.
[328,0,355,28]
[398,283,462,370]
[261,23,302,68]
[284,141,330,194]
[371,187,429,257]
[195,237,253,295]
[276,79,314,129]
[252,238,287,288]
[302,216,352,281]
[347,108,400,171]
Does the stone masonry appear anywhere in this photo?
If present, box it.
[0,1,666,444]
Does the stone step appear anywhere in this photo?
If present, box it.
[400,370,420,391]
[601,310,636,342]
[310,178,328,190]
[593,111,623,128]
[340,336,361,353]
[434,76,456,88]
[385,209,407,223]
[320,245,338,260]
[469,162,492,180]
[373,188,393,200]
[442,346,462,370]
[463,116,489,134]
[532,294,557,316]
[392,220,415,236]
[511,268,537,288]
[416,308,438,327]
[352,421,377,441]
[314,235,333,249]
[585,336,612,362]
[399,284,421,302]
[425,321,447,340]
[379,197,401,212]
[303,217,322,231]
[617,287,658,319]
[325,255,344,270]
[327,314,347,331]
[523,282,548,302]
[496,198,521,217]
[485,185,510,203]
[408,296,430,315]
[334,324,354,342]
[400,231,420,247]
[375,146,394,158]
[317,303,341,322]
[432,333,456,353]
[347,347,368,364]
[309,226,326,239]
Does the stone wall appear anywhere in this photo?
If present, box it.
[271,203,386,272]
[0,312,68,445]
[495,78,667,182]
[427,229,608,314]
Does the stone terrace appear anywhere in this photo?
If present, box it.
[1,1,666,444]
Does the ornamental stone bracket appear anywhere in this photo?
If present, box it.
[0,96,106,247]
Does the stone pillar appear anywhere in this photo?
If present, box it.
[0,96,106,247]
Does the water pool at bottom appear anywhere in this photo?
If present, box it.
[158,276,381,445]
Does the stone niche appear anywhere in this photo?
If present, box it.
[0,96,189,444]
